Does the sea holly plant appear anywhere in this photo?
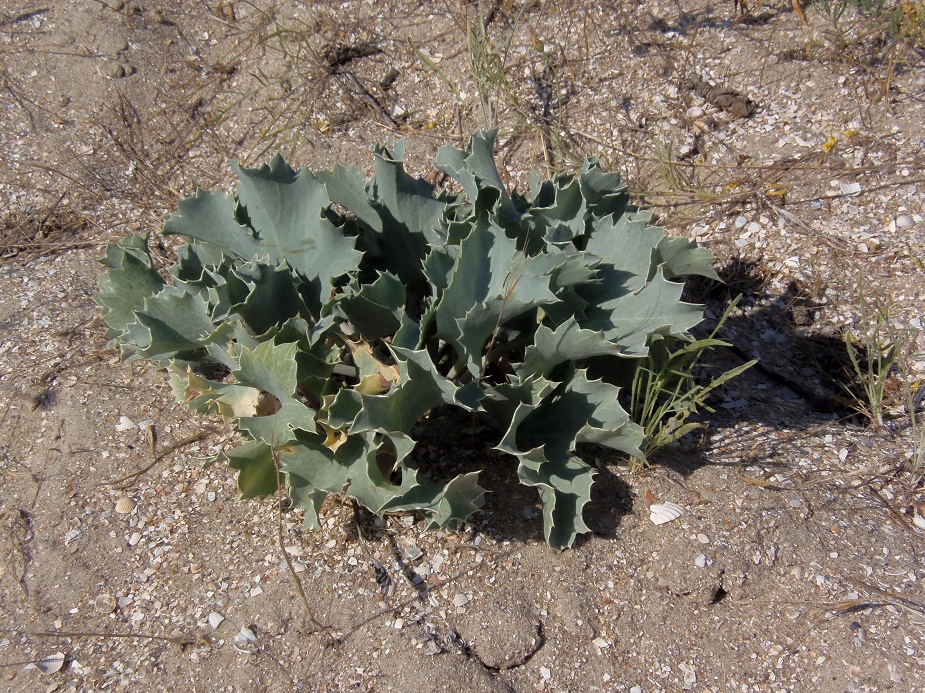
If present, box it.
[96,130,724,549]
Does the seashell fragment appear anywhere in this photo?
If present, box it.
[233,625,259,654]
[115,415,136,432]
[235,626,257,644]
[115,497,136,515]
[94,593,117,614]
[649,502,684,525]
[35,652,65,675]
[912,503,925,531]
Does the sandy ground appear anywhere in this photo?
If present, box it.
[1,1,925,691]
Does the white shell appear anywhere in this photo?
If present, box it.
[235,626,258,644]
[114,497,136,514]
[649,502,684,525]
[115,415,136,432]
[36,653,65,675]
[94,593,117,614]
[913,504,925,531]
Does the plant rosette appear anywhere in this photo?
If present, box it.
[96,130,720,549]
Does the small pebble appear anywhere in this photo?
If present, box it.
[697,533,710,544]
[208,612,224,628]
[895,214,914,230]
[695,554,707,568]
[539,666,551,680]
[452,593,469,608]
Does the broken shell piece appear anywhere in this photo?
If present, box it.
[235,626,258,644]
[649,502,685,525]
[114,497,136,515]
[94,594,117,615]
[234,626,259,654]
[115,415,136,432]
[35,652,66,675]
[912,503,925,531]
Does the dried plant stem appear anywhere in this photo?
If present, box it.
[2,628,198,646]
[270,444,337,644]
[480,273,521,380]
[99,427,220,487]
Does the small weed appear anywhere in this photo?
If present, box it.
[891,313,925,478]
[465,1,513,128]
[838,276,914,428]
[650,137,714,200]
[813,0,925,97]
[445,1,580,172]
[914,411,925,478]
[625,295,756,471]
[816,0,925,46]
[0,196,94,265]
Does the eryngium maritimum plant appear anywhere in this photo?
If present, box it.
[96,131,719,549]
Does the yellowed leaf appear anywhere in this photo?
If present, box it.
[347,339,399,391]
[320,422,347,451]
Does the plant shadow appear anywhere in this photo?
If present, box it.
[397,251,897,544]
[687,254,878,424]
